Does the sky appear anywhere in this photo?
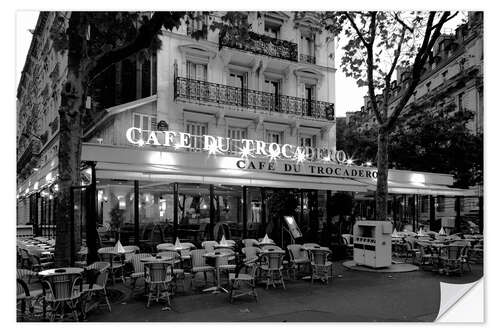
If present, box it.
[15,11,465,117]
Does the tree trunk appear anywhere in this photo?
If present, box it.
[376,127,389,220]
[54,13,85,266]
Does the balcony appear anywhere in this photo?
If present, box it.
[17,140,41,174]
[174,77,335,121]
[299,54,316,64]
[219,31,298,62]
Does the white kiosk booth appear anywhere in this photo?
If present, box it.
[353,220,392,268]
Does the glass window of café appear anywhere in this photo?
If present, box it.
[213,185,243,240]
[177,183,210,244]
[96,179,135,246]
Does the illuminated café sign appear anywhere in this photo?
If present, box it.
[126,127,350,163]
[125,127,378,179]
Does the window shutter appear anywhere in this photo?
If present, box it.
[151,116,157,131]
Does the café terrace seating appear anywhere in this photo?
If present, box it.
[16,228,481,321]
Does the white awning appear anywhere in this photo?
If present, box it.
[359,179,472,196]
[96,163,368,192]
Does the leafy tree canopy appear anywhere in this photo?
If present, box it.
[337,105,483,188]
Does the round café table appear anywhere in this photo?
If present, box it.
[97,247,135,284]
[39,267,84,277]
[140,256,176,264]
[202,252,232,294]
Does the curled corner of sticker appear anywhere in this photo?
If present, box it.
[436,278,483,322]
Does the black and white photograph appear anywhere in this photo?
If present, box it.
[10,3,490,325]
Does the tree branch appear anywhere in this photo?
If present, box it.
[394,13,414,33]
[386,12,452,130]
[431,11,459,30]
[86,11,185,82]
[366,11,383,124]
[344,12,368,47]
[385,26,406,86]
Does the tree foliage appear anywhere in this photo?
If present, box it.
[390,105,483,187]
[322,11,460,219]
[337,105,483,188]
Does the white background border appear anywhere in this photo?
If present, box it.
[1,0,497,331]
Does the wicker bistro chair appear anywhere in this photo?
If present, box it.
[98,247,125,284]
[157,251,187,292]
[81,262,112,316]
[189,249,215,289]
[228,257,259,303]
[287,244,311,279]
[242,239,259,248]
[310,248,333,284]
[180,242,196,264]
[259,251,286,289]
[127,253,152,289]
[460,246,473,273]
[17,269,44,321]
[215,248,237,287]
[241,246,261,274]
[19,248,31,268]
[144,262,175,309]
[402,240,419,264]
[123,245,140,261]
[41,273,83,322]
[28,252,54,272]
[439,245,464,275]
[415,242,438,271]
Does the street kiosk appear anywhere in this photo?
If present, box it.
[353,220,392,268]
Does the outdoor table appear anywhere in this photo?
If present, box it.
[140,256,176,264]
[202,251,231,294]
[214,243,233,249]
[38,267,84,277]
[302,244,323,251]
[258,248,286,255]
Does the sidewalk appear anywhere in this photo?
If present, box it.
[87,261,483,322]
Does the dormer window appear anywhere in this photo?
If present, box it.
[264,20,281,39]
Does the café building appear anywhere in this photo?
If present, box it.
[16,12,475,247]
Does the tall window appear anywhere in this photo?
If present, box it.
[304,84,316,116]
[186,61,207,81]
[228,72,247,105]
[266,130,283,144]
[133,113,157,141]
[264,21,280,39]
[299,134,316,148]
[186,121,207,150]
[300,32,315,62]
[228,127,247,153]
[458,92,465,111]
[264,79,281,111]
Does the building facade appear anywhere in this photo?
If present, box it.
[347,12,483,133]
[17,12,475,251]
[16,12,70,237]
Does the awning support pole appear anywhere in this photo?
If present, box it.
[242,186,247,239]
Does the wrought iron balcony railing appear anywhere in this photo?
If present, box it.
[219,31,298,62]
[175,77,335,121]
[299,54,316,64]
